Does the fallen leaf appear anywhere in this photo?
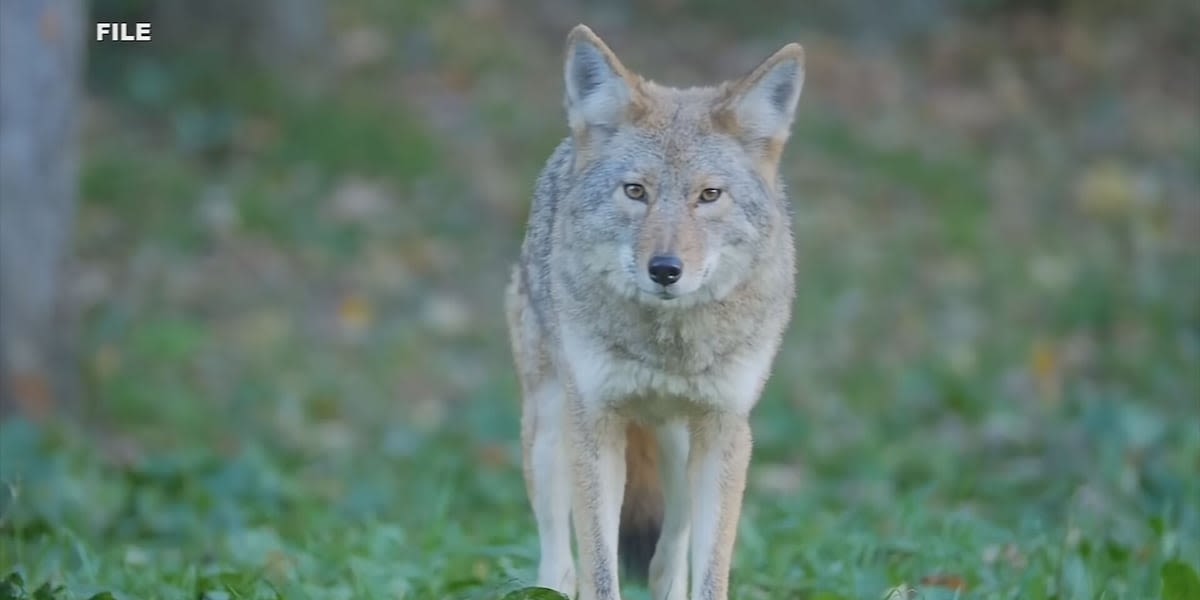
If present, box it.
[1029,338,1061,404]
[919,574,967,591]
[1075,161,1152,220]
[476,443,510,469]
[337,292,373,338]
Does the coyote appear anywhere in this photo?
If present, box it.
[505,24,804,600]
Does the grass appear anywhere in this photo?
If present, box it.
[3,1,1200,598]
[4,403,1196,599]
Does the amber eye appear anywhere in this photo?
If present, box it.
[699,188,722,203]
[623,183,647,201]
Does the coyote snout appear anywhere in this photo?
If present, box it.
[506,23,804,600]
[628,195,712,300]
[646,255,681,286]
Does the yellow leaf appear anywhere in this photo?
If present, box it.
[337,293,373,336]
[1029,338,1061,403]
[1075,161,1141,219]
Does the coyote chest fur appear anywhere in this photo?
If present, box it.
[505,24,804,600]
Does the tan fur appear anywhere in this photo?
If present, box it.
[507,24,804,600]
[635,202,704,287]
[622,423,662,521]
[620,422,664,549]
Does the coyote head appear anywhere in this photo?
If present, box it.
[558,25,804,306]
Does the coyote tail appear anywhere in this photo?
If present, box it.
[619,422,663,579]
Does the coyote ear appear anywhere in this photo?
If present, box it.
[564,25,637,132]
[719,43,805,145]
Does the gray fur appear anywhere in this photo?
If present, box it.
[506,25,804,600]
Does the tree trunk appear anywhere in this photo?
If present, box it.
[0,0,84,419]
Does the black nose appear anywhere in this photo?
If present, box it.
[647,255,683,286]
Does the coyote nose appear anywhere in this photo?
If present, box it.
[647,255,683,286]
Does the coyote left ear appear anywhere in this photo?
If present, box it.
[718,43,805,146]
[563,25,639,133]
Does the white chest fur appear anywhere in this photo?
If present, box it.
[559,323,779,420]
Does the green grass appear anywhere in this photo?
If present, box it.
[4,1,1200,598]
[3,394,1199,599]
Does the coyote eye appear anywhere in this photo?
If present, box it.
[699,188,722,203]
[623,183,646,201]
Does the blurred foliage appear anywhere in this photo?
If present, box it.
[2,0,1198,597]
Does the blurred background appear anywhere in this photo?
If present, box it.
[1,0,1198,598]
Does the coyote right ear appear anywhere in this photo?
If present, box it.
[716,43,805,148]
[563,25,639,133]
